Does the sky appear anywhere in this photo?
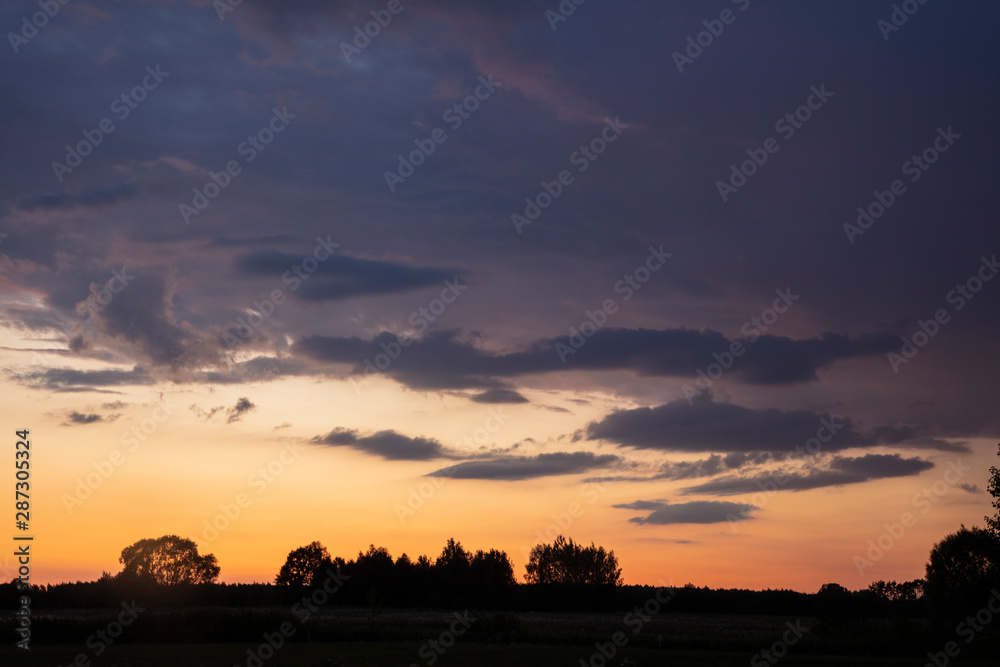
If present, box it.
[1,0,999,593]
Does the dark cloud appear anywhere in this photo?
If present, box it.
[582,452,779,484]
[12,366,153,391]
[234,251,458,302]
[470,388,529,404]
[87,274,220,370]
[615,500,758,525]
[311,428,453,461]
[15,184,137,211]
[0,306,68,333]
[226,397,256,423]
[586,395,963,454]
[656,452,775,480]
[427,452,619,481]
[65,411,103,425]
[294,328,898,392]
[681,454,934,495]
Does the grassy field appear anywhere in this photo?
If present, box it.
[5,607,996,666]
[0,642,987,667]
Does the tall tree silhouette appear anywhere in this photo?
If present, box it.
[275,541,330,586]
[524,535,622,586]
[353,544,396,607]
[470,548,516,606]
[118,535,219,585]
[925,525,1000,617]
[433,538,472,606]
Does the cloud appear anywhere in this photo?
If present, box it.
[190,404,224,421]
[65,411,103,425]
[615,500,758,525]
[15,184,137,211]
[294,328,898,392]
[581,452,778,484]
[656,452,775,480]
[470,388,528,404]
[586,394,963,454]
[83,273,221,370]
[680,454,935,495]
[427,451,619,481]
[12,366,154,391]
[312,428,452,461]
[226,397,257,423]
[234,251,457,302]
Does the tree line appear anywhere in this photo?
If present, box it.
[5,446,1000,624]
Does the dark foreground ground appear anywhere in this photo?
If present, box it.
[3,642,995,667]
[4,607,996,666]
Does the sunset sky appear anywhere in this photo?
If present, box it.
[2,0,999,593]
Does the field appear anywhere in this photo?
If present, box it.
[4,607,997,666]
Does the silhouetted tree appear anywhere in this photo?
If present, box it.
[118,535,219,585]
[987,443,1000,536]
[816,582,854,629]
[351,544,396,607]
[925,525,1000,617]
[434,538,472,606]
[524,535,622,586]
[275,541,330,586]
[470,548,516,606]
[867,579,922,602]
